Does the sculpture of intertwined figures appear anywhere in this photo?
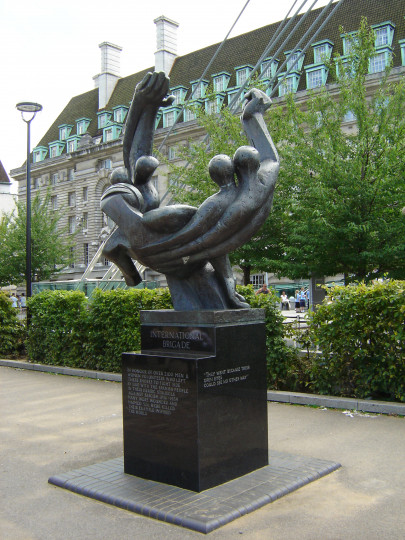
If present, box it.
[101,72,279,310]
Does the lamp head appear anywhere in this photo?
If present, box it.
[16,102,43,123]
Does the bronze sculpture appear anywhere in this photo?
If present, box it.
[101,72,279,310]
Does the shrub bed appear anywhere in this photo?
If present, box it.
[308,280,405,402]
[25,286,297,382]
[0,292,26,357]
[19,282,405,402]
[27,290,88,367]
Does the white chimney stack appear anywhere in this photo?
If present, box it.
[154,15,179,75]
[93,42,122,109]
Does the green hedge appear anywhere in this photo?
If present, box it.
[25,286,297,382]
[18,282,405,401]
[237,285,302,390]
[84,288,172,372]
[308,281,405,402]
[27,290,88,366]
[0,292,25,356]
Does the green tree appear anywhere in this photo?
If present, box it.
[266,18,405,282]
[0,191,75,286]
[163,19,405,284]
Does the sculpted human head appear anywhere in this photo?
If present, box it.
[134,155,160,185]
[233,146,260,176]
[208,154,235,187]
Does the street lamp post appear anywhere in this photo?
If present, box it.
[16,102,43,301]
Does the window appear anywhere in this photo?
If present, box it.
[205,95,225,115]
[287,52,299,70]
[190,80,208,99]
[250,274,264,287]
[375,27,388,47]
[104,128,113,141]
[104,258,111,266]
[314,44,327,64]
[369,52,387,73]
[83,243,89,266]
[372,22,395,48]
[69,247,75,269]
[235,66,252,86]
[343,110,356,122]
[114,109,123,123]
[171,87,187,105]
[307,68,323,89]
[98,159,112,170]
[342,32,358,56]
[67,140,76,153]
[152,177,158,190]
[278,75,298,96]
[83,186,88,202]
[102,124,121,142]
[206,100,217,114]
[76,118,90,135]
[68,216,76,234]
[113,107,128,123]
[33,146,47,162]
[51,173,58,186]
[284,49,304,72]
[184,108,197,122]
[49,141,64,158]
[212,72,230,93]
[228,89,245,108]
[59,125,72,140]
[97,112,112,129]
[32,177,40,189]
[213,77,224,92]
[260,59,278,79]
[51,195,57,210]
[163,109,177,128]
[312,41,333,64]
[68,168,75,181]
[68,192,76,207]
[168,146,177,160]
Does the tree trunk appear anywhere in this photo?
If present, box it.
[241,265,251,285]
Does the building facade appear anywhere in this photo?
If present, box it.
[0,161,16,217]
[10,0,405,286]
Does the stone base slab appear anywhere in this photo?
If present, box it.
[49,450,341,534]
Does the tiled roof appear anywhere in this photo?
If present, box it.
[0,160,11,184]
[35,0,405,153]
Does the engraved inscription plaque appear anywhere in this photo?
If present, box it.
[126,367,189,416]
[141,325,215,353]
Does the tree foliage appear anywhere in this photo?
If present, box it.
[0,191,75,286]
[266,19,405,281]
[162,19,405,283]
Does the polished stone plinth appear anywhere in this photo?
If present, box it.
[122,309,268,492]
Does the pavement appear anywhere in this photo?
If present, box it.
[1,365,405,539]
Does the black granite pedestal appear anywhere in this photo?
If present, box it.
[122,309,268,492]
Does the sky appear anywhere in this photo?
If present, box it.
[0,0,333,189]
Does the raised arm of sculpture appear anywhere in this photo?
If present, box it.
[123,72,174,184]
